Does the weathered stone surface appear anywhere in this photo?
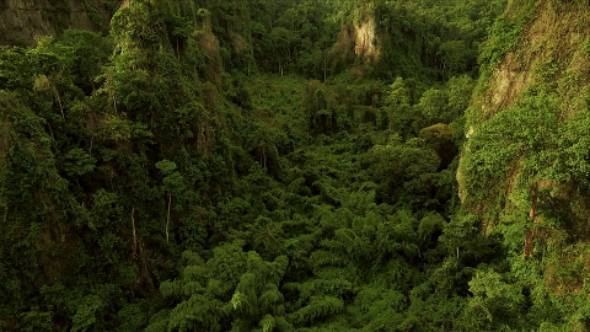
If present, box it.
[0,0,113,45]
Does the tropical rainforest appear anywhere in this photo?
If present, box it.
[3,0,590,331]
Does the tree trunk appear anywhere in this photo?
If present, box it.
[89,134,94,156]
[524,230,533,258]
[324,55,327,82]
[525,183,539,258]
[52,83,65,119]
[131,208,137,255]
[166,194,172,244]
[530,183,538,221]
[2,201,7,224]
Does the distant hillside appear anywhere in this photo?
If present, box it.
[0,0,117,45]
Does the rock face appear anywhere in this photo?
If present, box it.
[459,1,590,233]
[0,0,113,45]
[474,2,590,121]
[328,2,382,68]
[353,15,380,62]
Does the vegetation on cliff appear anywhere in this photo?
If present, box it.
[4,0,590,331]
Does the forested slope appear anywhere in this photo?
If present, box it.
[3,0,590,331]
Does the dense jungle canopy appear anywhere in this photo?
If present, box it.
[4,0,590,331]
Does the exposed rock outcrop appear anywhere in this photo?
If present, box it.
[353,15,380,62]
[0,0,113,45]
[459,1,590,249]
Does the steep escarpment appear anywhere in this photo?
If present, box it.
[0,0,115,45]
[471,1,590,123]
[461,0,590,222]
[460,0,590,282]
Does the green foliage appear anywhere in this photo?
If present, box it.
[370,138,440,205]
[8,1,589,332]
[582,37,590,56]
[463,91,561,205]
[477,0,540,88]
[465,270,527,330]
[64,148,96,176]
[146,244,290,332]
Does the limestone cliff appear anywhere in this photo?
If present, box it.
[459,0,590,239]
[329,2,382,71]
[0,0,114,45]
[353,15,380,62]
